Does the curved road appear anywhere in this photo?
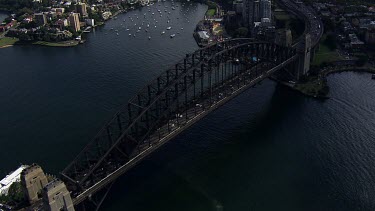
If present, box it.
[277,0,324,47]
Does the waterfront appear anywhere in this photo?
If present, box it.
[1,2,375,211]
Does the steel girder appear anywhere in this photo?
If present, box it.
[60,40,297,207]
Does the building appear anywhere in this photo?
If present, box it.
[348,33,364,49]
[34,13,47,26]
[51,8,65,14]
[260,0,271,20]
[76,3,88,17]
[365,28,375,45]
[242,0,254,28]
[233,0,243,15]
[69,13,81,32]
[0,165,28,196]
[243,0,272,33]
[85,19,95,26]
[55,19,68,30]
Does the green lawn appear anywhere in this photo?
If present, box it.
[274,11,290,21]
[32,40,79,47]
[0,37,19,48]
[312,35,342,66]
[206,9,216,17]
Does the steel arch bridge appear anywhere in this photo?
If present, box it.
[60,38,299,210]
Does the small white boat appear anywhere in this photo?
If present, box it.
[148,36,151,40]
[129,33,131,36]
[181,28,183,30]
[161,31,165,34]
[170,34,175,38]
[167,27,172,30]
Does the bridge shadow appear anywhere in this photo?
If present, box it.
[100,79,309,211]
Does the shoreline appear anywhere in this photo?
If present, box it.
[278,66,375,99]
[0,44,13,48]
[0,4,137,48]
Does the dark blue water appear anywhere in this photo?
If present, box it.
[0,12,7,22]
[1,3,375,211]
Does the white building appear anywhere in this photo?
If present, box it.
[85,19,95,26]
[0,165,28,196]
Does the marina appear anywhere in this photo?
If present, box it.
[99,1,200,41]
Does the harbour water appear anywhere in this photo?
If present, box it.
[1,2,375,211]
[0,12,8,23]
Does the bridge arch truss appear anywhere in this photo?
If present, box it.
[60,39,298,207]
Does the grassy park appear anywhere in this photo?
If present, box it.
[32,40,80,47]
[312,35,342,66]
[0,37,19,48]
[206,9,216,17]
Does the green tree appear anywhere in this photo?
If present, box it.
[324,34,337,51]
[7,182,25,204]
[235,27,248,38]
[19,33,31,41]
[356,57,368,67]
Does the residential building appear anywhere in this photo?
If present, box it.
[260,0,271,20]
[233,0,243,15]
[348,33,364,49]
[77,3,88,17]
[85,19,95,26]
[243,0,272,33]
[55,19,68,30]
[34,13,47,26]
[69,13,81,32]
[365,28,375,45]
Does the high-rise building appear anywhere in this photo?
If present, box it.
[243,0,272,34]
[260,0,271,20]
[34,13,47,26]
[242,0,254,28]
[76,3,88,17]
[69,13,81,32]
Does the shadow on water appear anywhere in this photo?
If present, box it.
[100,80,313,211]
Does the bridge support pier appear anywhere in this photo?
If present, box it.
[296,33,312,80]
[42,179,75,211]
[20,164,49,204]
